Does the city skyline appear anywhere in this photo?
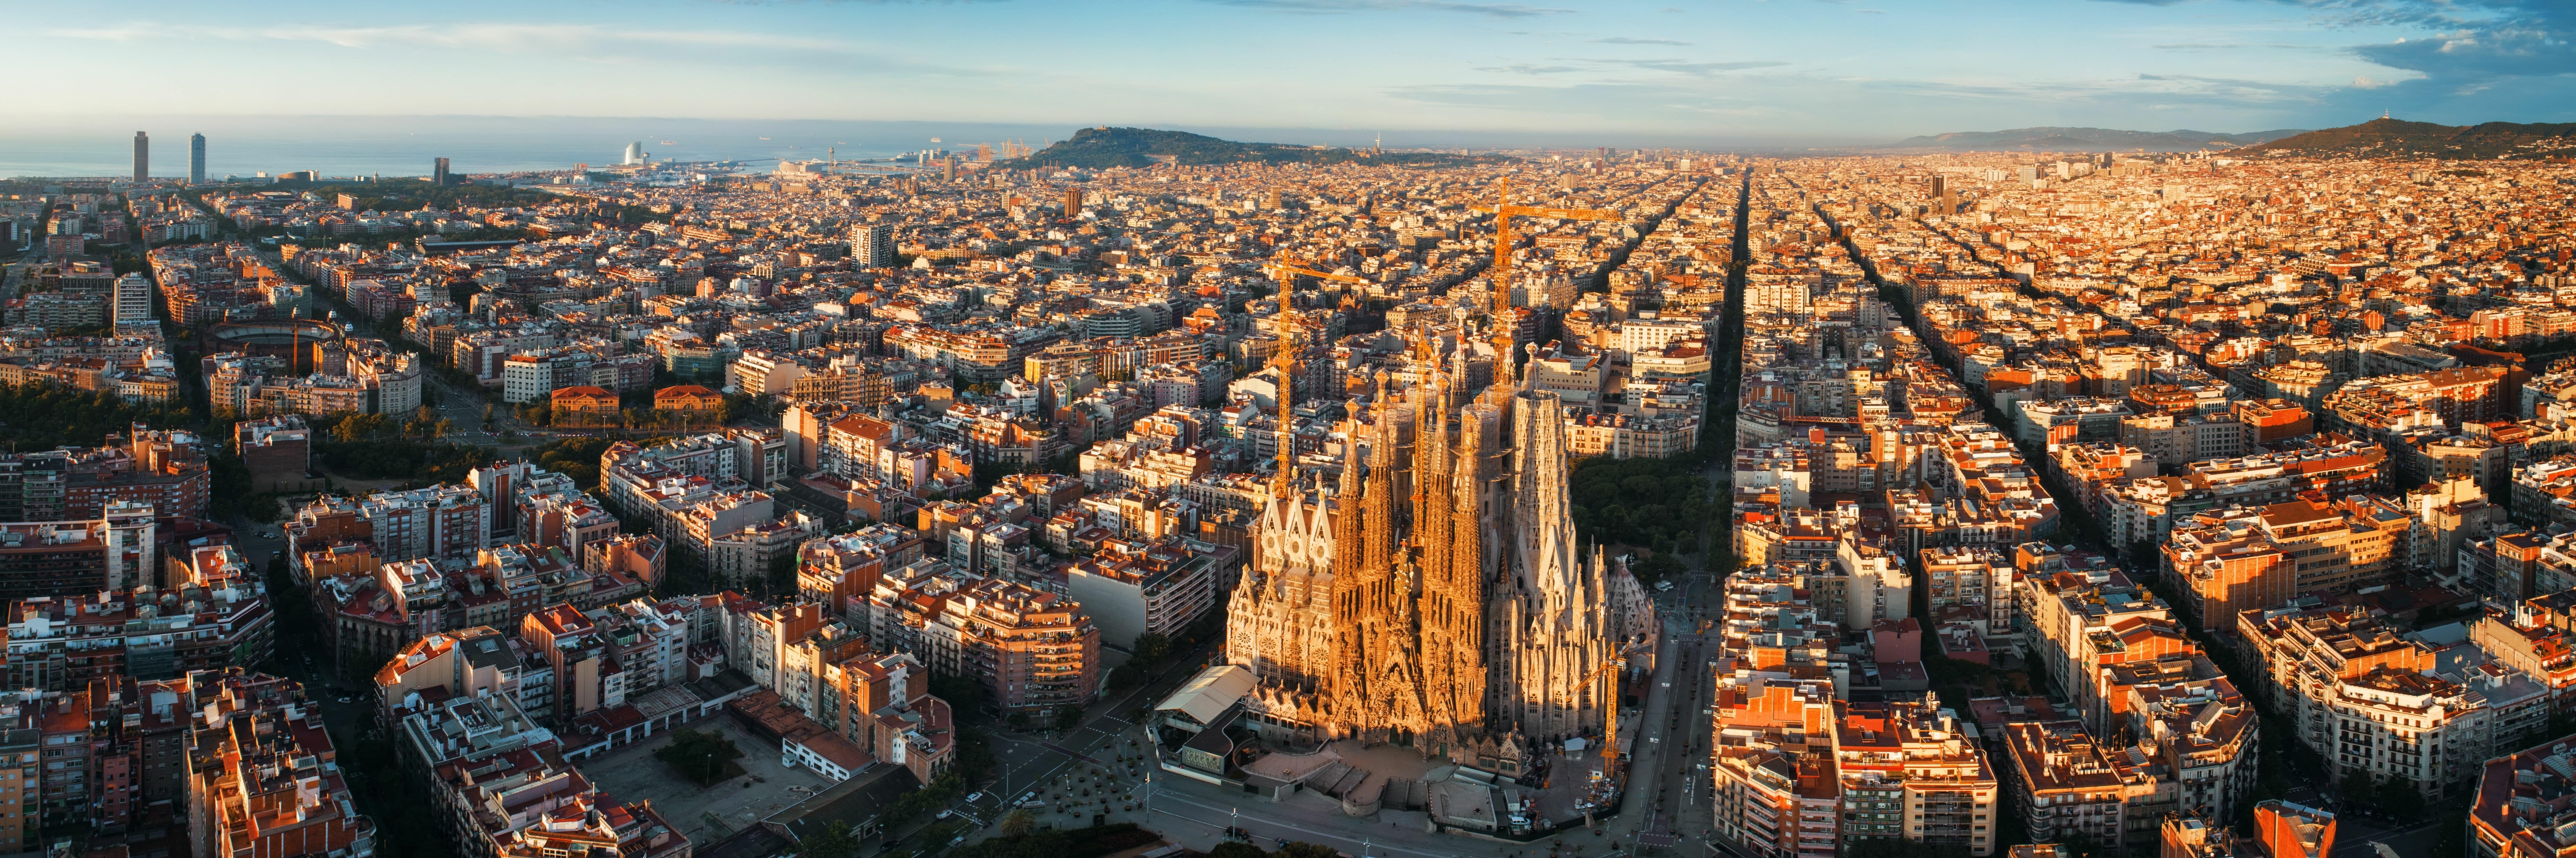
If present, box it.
[10,0,2571,146]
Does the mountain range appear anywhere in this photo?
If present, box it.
[1001,127,1511,170]
[2238,117,2576,159]
[1876,126,2308,152]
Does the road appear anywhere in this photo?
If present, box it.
[1628,571,1719,851]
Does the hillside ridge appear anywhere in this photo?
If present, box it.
[1002,127,1512,169]
[2238,117,2576,159]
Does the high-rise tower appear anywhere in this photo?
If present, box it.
[132,132,149,182]
[433,157,451,187]
[189,134,206,185]
[847,224,896,269]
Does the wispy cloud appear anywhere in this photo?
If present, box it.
[1616,59,1790,74]
[1592,36,1691,45]
[1478,64,1586,74]
[2149,42,2312,51]
[1201,0,1572,17]
[47,22,857,52]
[35,20,1005,79]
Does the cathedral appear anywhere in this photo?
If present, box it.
[1223,335,1657,763]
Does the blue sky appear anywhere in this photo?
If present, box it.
[15,0,2575,146]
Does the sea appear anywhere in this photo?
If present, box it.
[0,116,1093,180]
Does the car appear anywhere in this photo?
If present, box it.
[964,792,983,803]
[936,810,951,819]
[879,842,901,854]
[263,532,278,539]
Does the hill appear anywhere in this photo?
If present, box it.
[1877,126,2307,152]
[1000,127,1512,169]
[2238,117,2576,159]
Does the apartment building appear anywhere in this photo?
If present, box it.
[1831,700,1999,855]
[0,501,160,603]
[1063,537,1218,649]
[2002,720,2127,846]
[5,551,273,691]
[2238,603,2546,797]
[185,670,378,858]
[912,576,1100,714]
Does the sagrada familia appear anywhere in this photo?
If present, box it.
[1222,280,1658,765]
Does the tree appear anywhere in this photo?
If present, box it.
[2338,769,2378,810]
[1000,809,1038,838]
[1008,712,1030,730]
[2126,540,2162,578]
[1632,551,1685,587]
[1274,843,1339,858]
[801,820,862,858]
[2054,832,2110,858]
[1131,632,1171,667]
[1107,664,1144,690]
[1842,841,1969,858]
[765,551,799,598]
[2378,775,2427,818]
[1053,706,1084,731]
[652,728,743,786]
[1206,844,1267,858]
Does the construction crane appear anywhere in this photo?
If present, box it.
[1476,178,1622,360]
[1262,257,1368,286]
[1585,642,1653,770]
[1478,178,1624,287]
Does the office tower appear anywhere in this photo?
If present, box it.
[1930,175,1946,201]
[847,224,895,268]
[1064,187,1083,220]
[623,141,645,165]
[943,158,956,182]
[189,134,206,185]
[112,273,153,324]
[132,132,149,181]
[433,157,450,187]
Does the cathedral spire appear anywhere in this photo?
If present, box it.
[1362,399,1398,575]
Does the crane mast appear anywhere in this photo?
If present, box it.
[1478,179,1621,370]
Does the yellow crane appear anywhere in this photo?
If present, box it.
[1475,179,1622,360]
[1585,643,1653,771]
[1477,178,1624,288]
[1262,257,1369,286]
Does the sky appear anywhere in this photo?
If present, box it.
[11,0,2576,148]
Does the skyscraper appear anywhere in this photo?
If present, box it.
[132,132,149,182]
[847,224,895,268]
[622,142,645,166]
[1063,187,1084,220]
[433,157,451,187]
[189,134,206,185]
[112,273,153,325]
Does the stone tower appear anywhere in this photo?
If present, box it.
[1491,388,1617,742]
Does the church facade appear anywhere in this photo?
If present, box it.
[1222,356,1657,763]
